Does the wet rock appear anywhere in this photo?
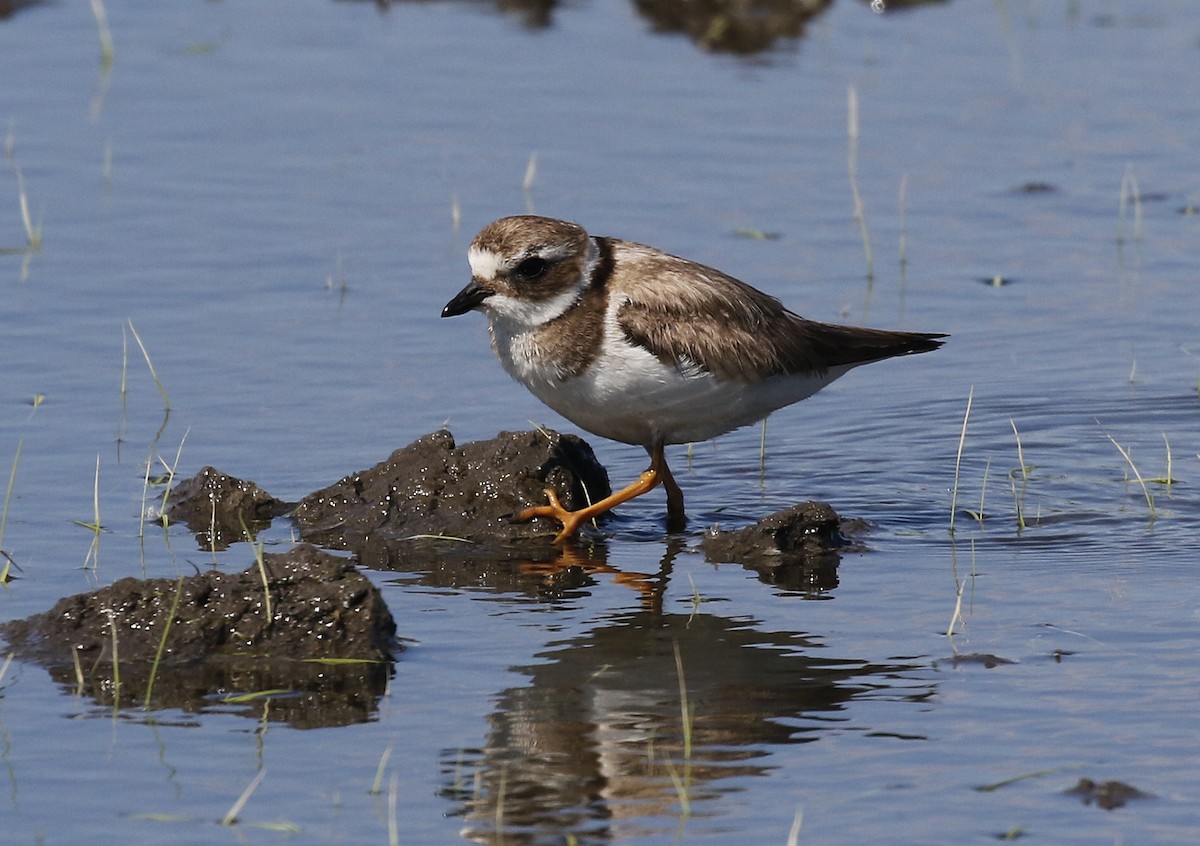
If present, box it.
[1064,778,1153,810]
[292,429,611,566]
[162,465,291,551]
[702,501,856,592]
[0,544,396,727]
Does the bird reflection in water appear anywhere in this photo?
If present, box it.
[442,610,930,844]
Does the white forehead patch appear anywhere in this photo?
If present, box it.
[467,246,503,281]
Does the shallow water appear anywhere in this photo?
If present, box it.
[2,0,1199,843]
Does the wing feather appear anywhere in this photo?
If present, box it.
[611,239,944,382]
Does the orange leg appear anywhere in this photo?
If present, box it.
[516,442,684,543]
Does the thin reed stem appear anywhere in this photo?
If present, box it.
[949,387,973,533]
[847,86,874,281]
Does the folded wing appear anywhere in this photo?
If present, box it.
[613,240,944,382]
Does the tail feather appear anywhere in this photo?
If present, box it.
[801,321,947,370]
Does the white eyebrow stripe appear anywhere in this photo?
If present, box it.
[536,242,572,262]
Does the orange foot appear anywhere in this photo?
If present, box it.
[515,487,595,544]
[516,461,665,544]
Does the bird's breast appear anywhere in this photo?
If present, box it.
[488,309,845,447]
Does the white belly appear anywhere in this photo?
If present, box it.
[516,337,850,447]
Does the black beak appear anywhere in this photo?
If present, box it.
[441,280,494,318]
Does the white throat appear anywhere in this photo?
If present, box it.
[489,283,581,328]
[474,239,598,329]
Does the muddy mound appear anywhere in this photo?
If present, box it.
[702,501,859,593]
[1064,777,1153,810]
[292,428,611,566]
[162,465,291,551]
[0,544,397,727]
[3,544,394,664]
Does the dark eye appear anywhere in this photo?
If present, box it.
[513,256,549,281]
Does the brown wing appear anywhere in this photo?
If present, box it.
[612,239,945,382]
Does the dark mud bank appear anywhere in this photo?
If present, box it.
[3,429,857,720]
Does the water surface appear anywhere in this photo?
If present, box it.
[1,0,1198,843]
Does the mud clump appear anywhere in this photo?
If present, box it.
[162,465,291,551]
[2,543,395,665]
[1,544,396,727]
[702,501,857,592]
[1064,778,1153,810]
[292,429,611,565]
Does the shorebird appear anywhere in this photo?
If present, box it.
[443,215,945,542]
